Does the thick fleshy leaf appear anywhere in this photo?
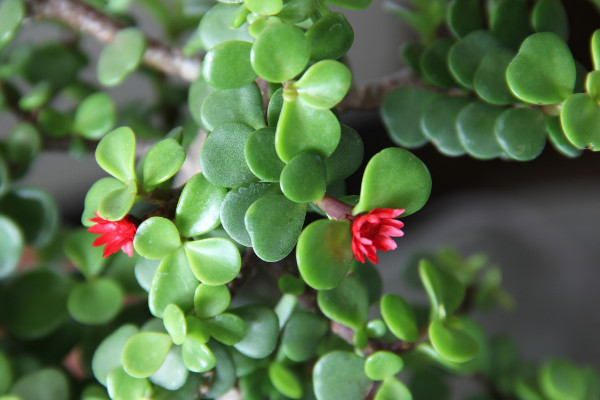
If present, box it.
[245,127,286,182]
[353,148,431,216]
[269,362,303,399]
[200,121,258,188]
[280,151,327,203]
[5,268,71,339]
[305,12,354,60]
[0,215,23,279]
[74,92,116,139]
[267,88,284,127]
[149,249,198,317]
[560,93,600,150]
[188,77,215,126]
[365,352,404,381]
[134,257,160,292]
[546,116,581,158]
[421,96,472,156]
[163,304,186,345]
[220,182,280,246]
[593,30,600,71]
[82,178,125,227]
[0,0,24,48]
[149,346,188,391]
[532,0,569,41]
[97,182,137,221]
[380,294,419,342]
[245,194,307,261]
[473,49,516,105]
[201,82,265,131]
[205,313,247,345]
[279,0,315,22]
[317,275,368,330]
[203,40,256,89]
[419,260,465,320]
[232,305,279,359]
[92,324,139,386]
[447,0,484,38]
[186,317,210,344]
[294,60,351,109]
[107,367,151,400]
[276,99,340,162]
[297,219,353,290]
[251,23,309,82]
[134,217,181,259]
[206,342,237,397]
[456,102,504,160]
[495,108,547,160]
[325,124,364,183]
[539,360,587,400]
[282,312,329,362]
[324,0,371,10]
[313,351,371,400]
[176,174,226,238]
[506,32,575,105]
[5,122,41,178]
[122,332,172,378]
[381,88,440,148]
[194,284,231,319]
[95,127,136,182]
[142,138,186,188]
[448,30,502,89]
[19,81,52,111]
[197,3,252,50]
[182,337,216,372]
[81,385,109,400]
[64,229,106,278]
[98,28,146,86]
[0,156,9,199]
[375,377,413,400]
[429,319,479,363]
[489,0,530,48]
[184,238,241,285]
[11,369,69,400]
[420,38,457,87]
[67,278,123,325]
[247,0,282,15]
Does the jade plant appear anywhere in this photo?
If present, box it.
[0,0,599,399]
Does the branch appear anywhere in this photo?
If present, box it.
[25,0,202,82]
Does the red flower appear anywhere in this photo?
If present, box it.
[88,212,137,258]
[351,208,405,264]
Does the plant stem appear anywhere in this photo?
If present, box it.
[312,194,355,221]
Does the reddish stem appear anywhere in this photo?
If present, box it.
[313,195,355,221]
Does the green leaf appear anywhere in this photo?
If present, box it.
[81,385,109,400]
[531,0,569,41]
[0,0,25,48]
[0,215,23,279]
[495,108,547,160]
[220,182,281,246]
[182,337,216,372]
[203,40,256,89]
[560,93,600,150]
[0,156,9,199]
[447,0,484,38]
[194,284,231,319]
[456,102,504,160]
[205,313,247,345]
[313,351,372,400]
[420,38,457,87]
[134,217,181,259]
[38,108,72,138]
[245,194,307,261]
[294,60,352,109]
[282,312,329,362]
[380,294,419,342]
[353,148,431,216]
[489,0,530,48]
[200,121,258,188]
[176,174,227,237]
[593,30,600,71]
[419,260,465,320]
[107,367,151,400]
[150,346,188,391]
[142,138,186,188]
[421,96,472,156]
[297,219,353,290]
[0,350,12,394]
[269,362,303,399]
[188,76,215,126]
[429,319,480,363]
[163,304,187,345]
[375,377,413,400]
[280,151,327,203]
[64,229,106,278]
[74,92,116,139]
[324,0,372,10]
[232,305,279,359]
[67,278,123,325]
[206,342,237,397]
[95,127,136,182]
[381,88,439,148]
[267,88,284,126]
[184,238,241,285]
[317,275,368,330]
[197,3,253,50]
[98,28,146,86]
[251,23,309,82]
[546,116,581,158]
[97,182,137,221]
[82,178,125,227]
[19,81,52,111]
[23,43,87,88]
[305,12,353,61]
[186,316,210,344]
[92,324,139,386]
[11,369,69,400]
[134,257,160,292]
[506,32,575,105]
[276,99,341,162]
[245,127,286,182]
[122,332,172,378]
[448,30,502,89]
[325,124,364,183]
[247,0,282,15]
[365,352,404,381]
[473,49,516,105]
[201,82,265,131]
[539,360,587,400]
[149,249,198,317]
[279,0,315,23]
[5,268,71,339]
[5,122,41,177]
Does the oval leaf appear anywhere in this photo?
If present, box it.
[122,332,172,378]
[184,238,241,285]
[380,294,419,342]
[98,28,146,87]
[134,217,181,259]
[317,275,369,330]
[176,173,227,238]
[313,351,371,400]
[67,278,123,325]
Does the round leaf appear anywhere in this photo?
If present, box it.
[201,82,265,131]
[142,138,186,188]
[245,127,286,182]
[194,284,231,319]
[97,182,137,221]
[456,102,504,160]
[421,38,457,87]
[280,151,327,203]
[0,215,23,279]
[64,229,106,278]
[546,116,581,157]
[176,174,226,238]
[279,0,315,22]
[74,92,116,139]
[429,319,479,363]
[150,346,188,391]
[317,275,368,330]
[268,362,303,399]
[313,351,371,400]
[365,352,404,381]
[489,0,530,49]
[375,377,413,400]
[206,342,237,397]
[92,324,139,386]
[297,219,353,290]
[107,367,151,400]
[98,28,146,86]
[448,30,502,89]
[532,0,569,41]
[353,148,431,216]
[203,40,256,89]
[122,332,172,378]
[305,12,354,60]
[295,60,352,109]
[184,238,241,285]
[325,0,372,9]
[420,96,472,156]
[11,369,68,400]
[67,278,123,325]
[205,313,247,345]
[506,32,575,104]
[163,304,186,345]
[495,108,547,160]
[380,294,419,342]
[539,360,587,400]
[447,0,484,38]
[473,49,516,105]
[186,316,210,344]
[419,260,465,320]
[182,337,216,372]
[251,23,309,82]
[282,312,329,362]
[134,217,181,259]
[325,124,364,183]
[82,178,125,227]
[247,0,282,15]
[188,76,216,126]
[197,3,253,50]
[232,305,279,359]
[560,93,600,150]
[95,127,136,182]
[0,0,24,48]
